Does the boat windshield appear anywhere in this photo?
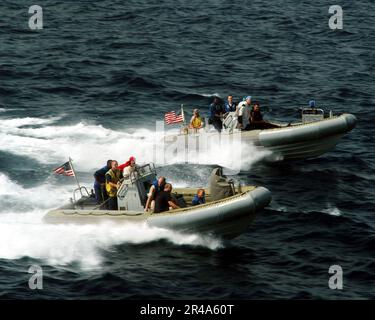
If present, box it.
[128,163,156,183]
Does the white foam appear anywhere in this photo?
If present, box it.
[0,107,23,113]
[0,115,272,269]
[0,211,223,269]
[322,206,342,216]
[0,116,271,171]
[199,92,222,98]
[0,172,223,269]
[0,116,61,128]
[0,173,71,211]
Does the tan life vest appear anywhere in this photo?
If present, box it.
[105,169,122,197]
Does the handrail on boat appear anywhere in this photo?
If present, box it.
[72,186,90,202]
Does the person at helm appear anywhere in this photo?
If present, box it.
[105,160,123,210]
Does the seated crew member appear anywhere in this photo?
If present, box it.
[224,95,236,113]
[208,96,224,132]
[93,159,112,207]
[189,109,203,130]
[192,188,206,206]
[105,160,123,210]
[249,103,279,129]
[236,95,252,130]
[144,176,166,212]
[308,99,319,114]
[119,156,137,180]
[154,183,180,213]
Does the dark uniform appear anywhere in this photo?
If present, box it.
[105,169,123,210]
[154,191,172,213]
[209,102,224,132]
[94,165,110,207]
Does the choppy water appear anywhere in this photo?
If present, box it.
[1,0,374,299]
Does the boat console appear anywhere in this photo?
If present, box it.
[222,111,239,133]
[117,163,157,211]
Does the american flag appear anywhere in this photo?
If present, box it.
[53,161,75,177]
[164,110,184,125]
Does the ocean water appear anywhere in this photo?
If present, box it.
[0,0,374,299]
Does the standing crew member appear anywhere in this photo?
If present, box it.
[105,160,123,210]
[224,95,236,113]
[119,156,137,180]
[236,96,252,130]
[93,159,112,208]
[209,96,224,132]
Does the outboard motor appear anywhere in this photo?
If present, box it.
[117,163,157,211]
[209,167,235,201]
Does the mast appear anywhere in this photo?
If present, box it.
[69,157,83,197]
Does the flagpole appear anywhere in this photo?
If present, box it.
[181,104,185,125]
[181,104,186,134]
[69,157,83,197]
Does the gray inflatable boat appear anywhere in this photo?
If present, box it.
[164,108,357,161]
[44,164,271,239]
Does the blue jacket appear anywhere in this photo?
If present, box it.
[94,165,110,186]
[209,103,224,119]
[224,102,236,113]
[152,180,164,197]
[192,194,205,206]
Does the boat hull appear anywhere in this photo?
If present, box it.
[252,113,356,161]
[43,187,272,240]
[165,114,357,162]
[248,133,345,161]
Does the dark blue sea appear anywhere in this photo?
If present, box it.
[0,0,374,299]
